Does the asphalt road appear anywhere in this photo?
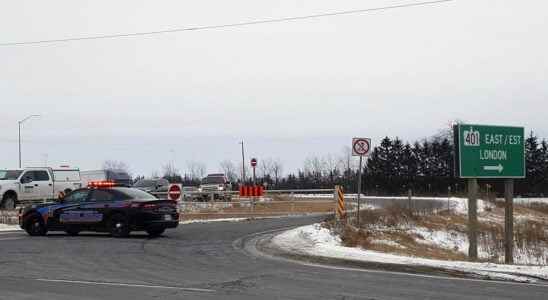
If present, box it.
[0,216,546,300]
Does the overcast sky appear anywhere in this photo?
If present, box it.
[1,0,547,177]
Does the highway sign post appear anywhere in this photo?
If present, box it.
[352,138,372,227]
[454,124,525,263]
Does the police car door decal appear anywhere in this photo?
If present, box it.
[60,203,104,223]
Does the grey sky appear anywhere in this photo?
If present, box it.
[1,0,547,176]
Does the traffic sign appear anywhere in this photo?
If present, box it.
[352,138,371,156]
[454,124,525,178]
[251,158,257,167]
[167,184,182,201]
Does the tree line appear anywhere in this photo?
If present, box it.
[125,130,548,197]
[252,132,548,197]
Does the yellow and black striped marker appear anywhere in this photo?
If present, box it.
[335,186,346,220]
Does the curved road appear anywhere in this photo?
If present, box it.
[0,216,546,299]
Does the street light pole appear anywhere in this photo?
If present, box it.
[239,141,246,183]
[18,114,40,168]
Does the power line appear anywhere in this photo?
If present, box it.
[0,0,453,47]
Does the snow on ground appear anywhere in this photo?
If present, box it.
[291,195,494,214]
[0,224,21,231]
[272,224,548,283]
[515,198,548,205]
[410,227,470,255]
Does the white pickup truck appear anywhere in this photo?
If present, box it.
[0,167,82,209]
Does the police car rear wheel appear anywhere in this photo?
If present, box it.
[109,214,130,238]
[25,215,47,236]
[146,228,165,237]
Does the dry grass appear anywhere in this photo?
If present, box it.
[179,199,334,217]
[337,202,548,265]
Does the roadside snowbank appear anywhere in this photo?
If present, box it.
[272,224,548,283]
[0,224,21,232]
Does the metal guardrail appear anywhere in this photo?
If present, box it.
[151,188,336,201]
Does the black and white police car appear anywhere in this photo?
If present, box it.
[19,181,179,237]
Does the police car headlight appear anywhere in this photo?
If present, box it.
[218,186,224,191]
[198,188,202,192]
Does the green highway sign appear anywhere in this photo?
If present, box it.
[454,124,525,178]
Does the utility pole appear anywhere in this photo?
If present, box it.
[18,114,40,168]
[239,141,246,184]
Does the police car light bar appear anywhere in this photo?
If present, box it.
[88,180,117,188]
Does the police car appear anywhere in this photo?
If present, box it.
[18,181,179,237]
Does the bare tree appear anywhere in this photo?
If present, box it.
[219,160,238,182]
[322,153,338,175]
[271,158,284,186]
[162,162,180,178]
[304,156,323,179]
[258,158,274,179]
[432,119,463,143]
[186,161,207,181]
[338,146,357,172]
[102,160,131,175]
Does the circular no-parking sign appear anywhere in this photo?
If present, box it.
[167,184,182,201]
[352,138,371,156]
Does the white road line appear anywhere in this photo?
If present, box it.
[35,279,216,293]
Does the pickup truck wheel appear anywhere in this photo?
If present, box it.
[25,215,47,236]
[2,196,16,210]
[109,214,130,238]
[146,228,165,237]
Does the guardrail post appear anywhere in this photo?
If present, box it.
[407,189,412,211]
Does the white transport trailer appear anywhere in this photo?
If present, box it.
[0,167,82,209]
[80,169,133,187]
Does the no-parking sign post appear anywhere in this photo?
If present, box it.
[251,158,257,185]
[352,138,371,227]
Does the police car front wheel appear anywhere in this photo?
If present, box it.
[109,214,130,238]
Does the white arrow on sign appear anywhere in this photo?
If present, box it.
[483,164,504,173]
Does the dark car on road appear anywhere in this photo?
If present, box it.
[18,181,179,237]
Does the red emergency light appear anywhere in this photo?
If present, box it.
[88,180,117,188]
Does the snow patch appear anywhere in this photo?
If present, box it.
[0,224,21,232]
[272,224,548,283]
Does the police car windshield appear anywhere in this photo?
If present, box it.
[0,170,23,180]
[114,187,157,200]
